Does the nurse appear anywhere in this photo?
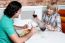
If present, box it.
[0,1,35,43]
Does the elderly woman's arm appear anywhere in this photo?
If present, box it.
[49,14,62,31]
[55,14,61,31]
[46,14,61,31]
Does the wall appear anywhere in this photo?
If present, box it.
[0,8,5,20]
[19,6,47,20]
[0,0,65,8]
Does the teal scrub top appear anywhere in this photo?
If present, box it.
[0,15,16,43]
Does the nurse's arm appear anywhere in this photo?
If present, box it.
[10,28,35,43]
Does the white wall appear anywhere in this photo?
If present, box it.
[19,6,47,20]
[58,5,65,10]
[0,8,5,20]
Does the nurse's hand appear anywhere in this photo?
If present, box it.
[30,27,36,34]
[23,24,28,29]
[21,27,36,36]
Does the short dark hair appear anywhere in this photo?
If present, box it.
[4,1,22,18]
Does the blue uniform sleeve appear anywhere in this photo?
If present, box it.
[2,20,16,37]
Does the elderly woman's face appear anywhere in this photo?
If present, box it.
[47,8,54,15]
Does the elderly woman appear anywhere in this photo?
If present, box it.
[33,4,61,31]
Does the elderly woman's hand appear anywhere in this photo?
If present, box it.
[46,24,57,31]
[46,24,52,31]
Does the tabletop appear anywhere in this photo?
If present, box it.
[26,31,65,43]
